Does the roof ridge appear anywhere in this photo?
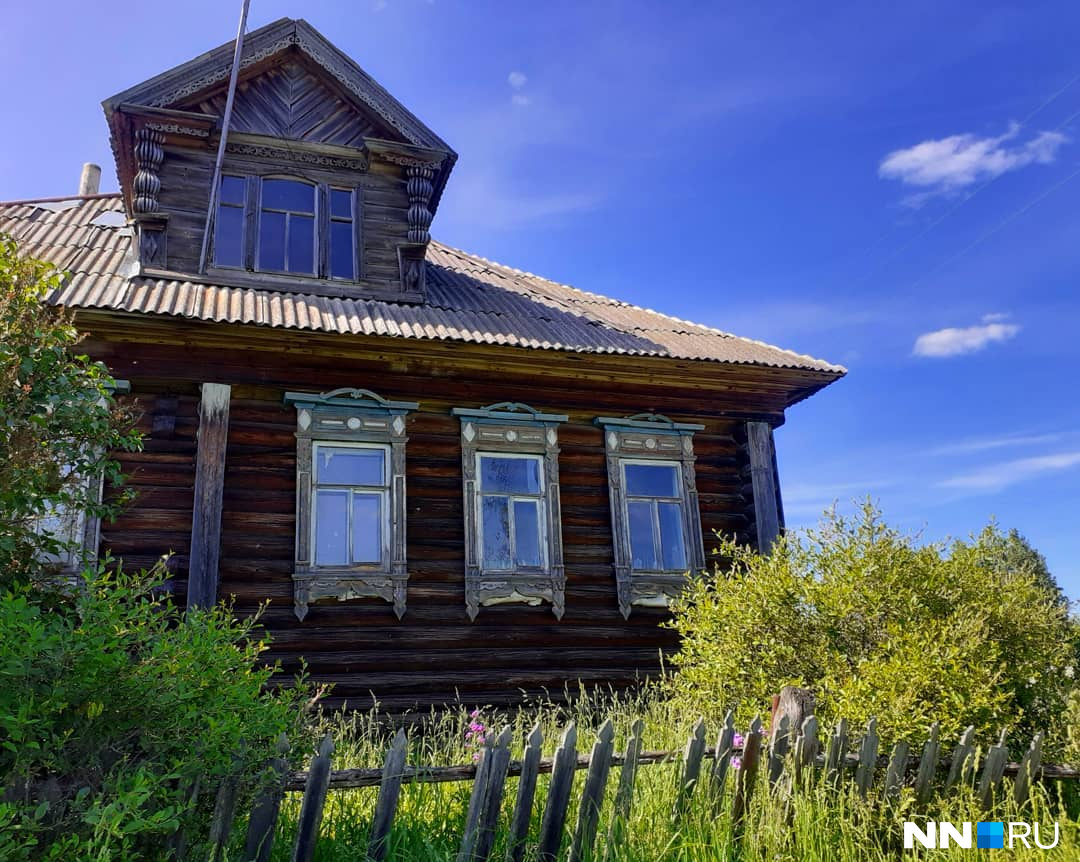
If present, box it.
[0,192,123,208]
[428,239,847,375]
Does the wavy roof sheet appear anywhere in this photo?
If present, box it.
[0,195,845,375]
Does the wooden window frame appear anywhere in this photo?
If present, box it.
[211,173,363,283]
[452,402,567,621]
[285,388,416,621]
[596,413,706,618]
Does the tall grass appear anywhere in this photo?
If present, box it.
[254,687,1080,861]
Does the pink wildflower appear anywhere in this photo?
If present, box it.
[733,733,745,749]
[730,756,742,770]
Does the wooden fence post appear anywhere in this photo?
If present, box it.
[459,725,514,862]
[537,723,578,862]
[1013,732,1043,807]
[507,723,543,862]
[825,718,848,786]
[793,716,819,785]
[186,382,231,610]
[243,733,291,862]
[768,714,792,785]
[854,718,878,798]
[945,726,975,791]
[884,741,910,800]
[914,722,940,805]
[731,717,763,836]
[367,729,409,862]
[292,734,333,862]
[569,719,615,862]
[709,711,736,807]
[604,718,644,861]
[207,768,241,862]
[978,729,1010,810]
[673,718,707,821]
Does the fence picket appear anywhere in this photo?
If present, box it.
[914,722,940,805]
[570,719,615,862]
[978,729,1010,810]
[507,723,544,862]
[731,717,763,835]
[710,711,736,806]
[793,716,819,784]
[473,727,515,862]
[884,741,910,799]
[855,718,878,798]
[604,718,644,861]
[768,714,791,785]
[243,733,291,862]
[367,729,408,862]
[1013,732,1043,807]
[292,733,334,862]
[458,733,497,862]
[945,726,975,791]
[207,770,240,862]
[825,718,848,785]
[673,718,707,821]
[537,722,578,862]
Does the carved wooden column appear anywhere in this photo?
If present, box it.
[187,383,232,610]
[746,421,781,553]
[133,126,168,269]
[398,163,435,297]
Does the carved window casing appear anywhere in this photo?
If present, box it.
[451,403,567,621]
[596,413,706,618]
[285,388,415,621]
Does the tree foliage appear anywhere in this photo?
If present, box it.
[667,503,1077,750]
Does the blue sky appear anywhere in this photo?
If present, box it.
[3,1,1079,596]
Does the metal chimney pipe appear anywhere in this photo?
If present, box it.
[78,163,102,196]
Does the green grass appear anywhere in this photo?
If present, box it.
[247,688,1080,861]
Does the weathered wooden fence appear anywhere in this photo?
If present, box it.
[203,712,1078,862]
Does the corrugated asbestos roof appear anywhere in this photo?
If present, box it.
[0,195,845,375]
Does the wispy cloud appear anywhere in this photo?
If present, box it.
[879,123,1066,203]
[938,451,1080,492]
[508,70,530,107]
[926,432,1065,457]
[912,314,1019,358]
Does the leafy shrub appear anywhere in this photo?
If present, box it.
[667,503,1077,750]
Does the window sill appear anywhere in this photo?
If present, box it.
[292,569,407,621]
[467,570,566,621]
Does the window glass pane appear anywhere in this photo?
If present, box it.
[351,493,382,563]
[513,500,542,567]
[330,188,352,219]
[317,447,385,486]
[480,456,541,494]
[258,210,286,271]
[330,220,355,279]
[628,501,658,570]
[214,205,244,267]
[481,495,512,570]
[658,502,687,571]
[219,175,245,206]
[315,490,348,565]
[262,179,314,213]
[288,215,315,274]
[625,463,679,498]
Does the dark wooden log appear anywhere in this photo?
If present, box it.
[537,723,577,862]
[292,734,333,862]
[186,382,231,610]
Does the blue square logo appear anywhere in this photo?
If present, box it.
[977,821,1004,849]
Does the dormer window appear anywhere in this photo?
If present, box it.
[212,174,361,280]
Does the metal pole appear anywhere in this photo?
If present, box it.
[198,0,252,274]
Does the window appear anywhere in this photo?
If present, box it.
[285,388,416,620]
[596,413,706,618]
[212,175,362,280]
[452,402,567,620]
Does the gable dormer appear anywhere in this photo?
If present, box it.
[102,17,455,303]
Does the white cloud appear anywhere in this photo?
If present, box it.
[938,451,1080,492]
[511,93,531,107]
[912,314,1019,358]
[879,124,1066,198]
[926,432,1065,457]
[508,71,528,90]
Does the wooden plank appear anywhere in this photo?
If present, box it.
[945,726,975,791]
[605,718,644,861]
[243,733,291,862]
[207,771,240,862]
[1013,732,1043,807]
[731,717,762,836]
[673,718,707,820]
[474,726,515,862]
[825,717,848,786]
[746,421,781,552]
[709,711,736,805]
[768,714,791,785]
[855,718,878,798]
[914,722,940,805]
[458,733,496,862]
[537,723,578,862]
[367,729,409,862]
[884,740,910,800]
[292,733,333,862]
[186,382,231,609]
[506,723,543,862]
[793,716,819,785]
[569,719,615,862]
[978,728,1010,810]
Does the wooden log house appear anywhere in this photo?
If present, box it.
[0,18,844,711]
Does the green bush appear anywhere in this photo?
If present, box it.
[667,503,1077,751]
[0,563,312,860]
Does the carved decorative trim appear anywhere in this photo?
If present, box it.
[145,121,211,138]
[285,388,414,620]
[225,141,369,171]
[132,128,164,214]
[452,403,567,621]
[595,415,706,618]
[405,165,435,245]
